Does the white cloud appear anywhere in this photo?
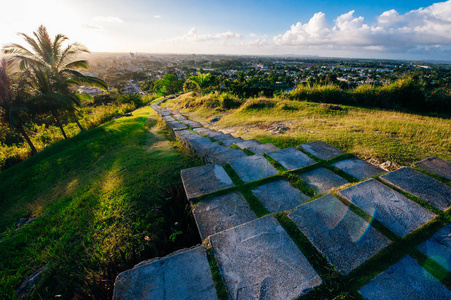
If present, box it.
[171,27,242,43]
[274,0,451,52]
[154,15,161,19]
[93,16,124,23]
[82,24,103,30]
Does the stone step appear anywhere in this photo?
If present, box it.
[413,156,451,181]
[418,224,451,272]
[332,157,385,180]
[299,167,349,194]
[267,147,316,170]
[113,246,217,300]
[229,155,278,183]
[299,140,344,160]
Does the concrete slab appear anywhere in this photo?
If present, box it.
[166,121,187,131]
[193,192,257,240]
[211,133,234,141]
[187,137,213,153]
[267,147,316,170]
[380,167,451,211]
[338,179,435,237]
[209,148,248,165]
[162,116,175,122]
[289,194,390,275]
[332,158,385,180]
[202,145,234,164]
[299,140,344,160]
[413,156,451,181]
[209,215,322,299]
[175,130,203,144]
[418,225,451,272]
[252,180,310,213]
[235,139,279,155]
[181,164,234,201]
[113,246,217,300]
[173,114,187,120]
[359,255,451,300]
[180,120,203,128]
[300,168,348,193]
[193,128,215,136]
[220,137,244,146]
[229,155,278,183]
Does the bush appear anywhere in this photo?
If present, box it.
[240,98,276,110]
[219,93,243,109]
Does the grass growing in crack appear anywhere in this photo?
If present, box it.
[206,247,229,300]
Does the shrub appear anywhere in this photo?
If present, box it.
[240,98,276,110]
[219,93,243,109]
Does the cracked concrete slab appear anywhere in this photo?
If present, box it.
[209,215,322,300]
[252,180,309,213]
[338,179,435,237]
[380,167,451,211]
[209,148,247,165]
[181,164,234,201]
[193,191,257,240]
[166,121,188,131]
[113,246,217,300]
[289,194,390,274]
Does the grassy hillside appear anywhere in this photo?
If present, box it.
[164,92,451,167]
[0,106,200,298]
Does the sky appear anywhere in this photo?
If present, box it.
[1,0,451,61]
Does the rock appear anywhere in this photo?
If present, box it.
[210,116,221,123]
[379,161,394,171]
[124,112,133,117]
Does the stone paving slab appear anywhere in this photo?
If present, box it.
[339,179,435,237]
[193,128,215,136]
[175,130,203,143]
[162,116,175,122]
[209,148,247,165]
[209,215,322,299]
[234,139,262,149]
[289,194,390,275]
[413,156,451,181]
[359,255,451,300]
[267,147,316,170]
[220,137,244,146]
[173,114,187,120]
[229,155,278,183]
[113,246,217,300]
[418,225,451,272]
[181,164,234,201]
[380,167,451,211]
[166,121,188,131]
[187,137,213,152]
[235,139,279,155]
[299,140,344,160]
[180,120,203,128]
[212,133,235,141]
[300,168,349,194]
[332,158,385,180]
[252,180,309,213]
[193,191,257,240]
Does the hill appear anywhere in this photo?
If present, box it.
[0,107,201,298]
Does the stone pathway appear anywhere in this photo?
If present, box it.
[113,99,451,299]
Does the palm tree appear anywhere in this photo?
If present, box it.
[3,25,108,137]
[186,73,213,94]
[0,58,37,155]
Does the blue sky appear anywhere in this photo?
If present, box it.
[1,1,450,60]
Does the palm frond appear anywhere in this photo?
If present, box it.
[64,60,89,70]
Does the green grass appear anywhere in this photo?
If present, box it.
[165,94,451,167]
[0,107,201,298]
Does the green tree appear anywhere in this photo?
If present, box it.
[3,25,108,137]
[0,58,37,155]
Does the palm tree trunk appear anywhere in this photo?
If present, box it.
[72,111,86,132]
[17,122,37,155]
[53,113,67,139]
